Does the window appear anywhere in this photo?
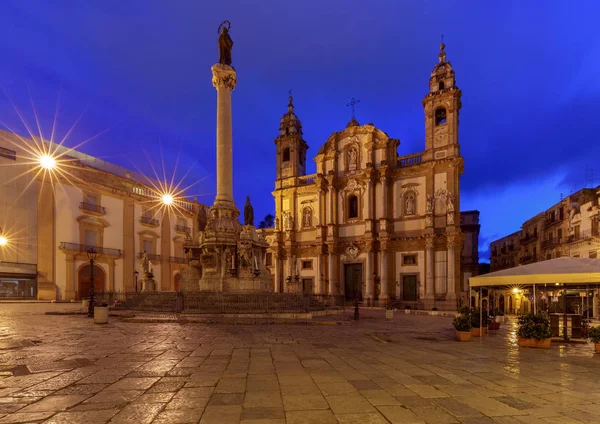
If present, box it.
[546,253,551,260]
[404,192,416,216]
[283,147,290,162]
[590,251,598,259]
[435,108,447,125]
[0,147,16,161]
[84,230,97,247]
[266,253,273,267]
[301,260,313,270]
[403,255,417,265]
[574,225,581,239]
[84,193,98,205]
[348,195,359,219]
[557,228,562,241]
[302,208,312,228]
[143,239,153,254]
[438,81,445,90]
[533,228,538,237]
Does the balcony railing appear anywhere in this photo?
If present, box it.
[541,238,561,249]
[520,254,536,264]
[170,256,187,264]
[520,234,538,243]
[544,216,562,228]
[137,252,162,262]
[398,154,423,168]
[139,216,159,226]
[175,225,191,233]
[59,242,122,257]
[298,174,316,185]
[567,229,600,244]
[79,202,106,215]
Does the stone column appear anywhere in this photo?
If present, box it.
[65,254,76,300]
[316,254,323,294]
[108,259,116,292]
[380,243,388,301]
[211,64,237,208]
[274,253,281,292]
[447,235,456,301]
[380,176,388,218]
[328,185,334,225]
[425,236,435,300]
[328,252,335,294]
[594,291,599,318]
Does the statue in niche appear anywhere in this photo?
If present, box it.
[446,192,455,212]
[405,193,415,215]
[141,251,150,275]
[239,241,252,269]
[426,194,434,214]
[283,211,294,231]
[244,196,254,226]
[218,21,233,66]
[274,216,280,231]
[302,208,312,228]
[348,148,357,170]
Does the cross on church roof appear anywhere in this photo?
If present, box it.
[346,97,360,119]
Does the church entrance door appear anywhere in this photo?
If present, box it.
[344,263,363,301]
[77,264,105,300]
[402,275,418,301]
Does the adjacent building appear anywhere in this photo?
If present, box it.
[266,43,476,310]
[0,130,205,300]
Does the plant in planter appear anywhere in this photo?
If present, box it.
[488,310,500,330]
[494,309,505,324]
[94,302,109,324]
[587,326,600,353]
[453,313,472,342]
[470,308,488,336]
[517,313,552,348]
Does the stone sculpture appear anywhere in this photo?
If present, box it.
[141,251,150,275]
[218,21,233,66]
[244,196,254,226]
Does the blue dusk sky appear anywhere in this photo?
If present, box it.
[0,1,598,262]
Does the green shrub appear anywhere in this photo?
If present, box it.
[453,314,471,332]
[517,312,552,340]
[588,326,600,343]
[470,308,489,328]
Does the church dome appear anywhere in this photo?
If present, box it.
[279,95,303,136]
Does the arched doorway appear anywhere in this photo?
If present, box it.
[77,264,105,300]
[499,295,505,313]
[174,273,181,292]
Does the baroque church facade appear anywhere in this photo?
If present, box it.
[266,44,467,309]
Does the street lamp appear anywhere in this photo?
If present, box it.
[87,247,99,317]
[134,270,139,292]
[0,227,7,247]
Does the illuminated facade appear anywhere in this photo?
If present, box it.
[0,130,205,300]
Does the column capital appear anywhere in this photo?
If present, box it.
[211,63,237,91]
[425,235,435,249]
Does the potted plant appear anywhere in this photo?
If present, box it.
[488,311,500,330]
[386,306,394,319]
[494,309,504,324]
[470,308,487,337]
[94,302,109,324]
[517,313,552,348]
[453,313,472,342]
[588,326,600,353]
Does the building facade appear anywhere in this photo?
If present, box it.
[0,130,205,300]
[267,44,470,309]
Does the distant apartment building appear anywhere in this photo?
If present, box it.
[490,187,600,272]
[0,130,207,300]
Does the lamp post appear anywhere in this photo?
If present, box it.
[134,270,139,292]
[0,226,7,247]
[87,247,99,318]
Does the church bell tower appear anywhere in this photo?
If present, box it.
[422,41,462,159]
[275,93,308,180]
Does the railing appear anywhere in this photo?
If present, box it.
[59,242,122,257]
[79,202,106,214]
[93,292,346,314]
[139,216,159,226]
[544,216,561,228]
[542,238,561,249]
[298,174,316,185]
[170,256,187,264]
[520,254,536,264]
[175,225,191,233]
[520,234,538,243]
[137,252,162,262]
[508,245,515,251]
[500,247,506,254]
[567,229,600,244]
[398,154,423,168]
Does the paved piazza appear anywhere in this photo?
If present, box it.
[0,304,599,423]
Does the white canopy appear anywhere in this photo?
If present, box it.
[469,257,600,287]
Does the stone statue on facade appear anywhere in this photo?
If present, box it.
[348,148,357,170]
[244,196,254,226]
[302,208,312,228]
[405,194,415,215]
[141,251,150,275]
[218,21,233,66]
[426,194,434,214]
[283,211,294,231]
[446,192,455,212]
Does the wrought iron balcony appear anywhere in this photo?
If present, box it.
[567,229,600,244]
[170,256,187,264]
[59,242,122,258]
[541,238,561,249]
[137,252,162,262]
[139,216,159,227]
[398,153,423,168]
[519,254,536,264]
[175,225,191,234]
[79,202,106,215]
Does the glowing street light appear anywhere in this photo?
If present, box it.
[512,287,521,294]
[0,235,6,247]
[39,154,56,170]
[161,193,174,206]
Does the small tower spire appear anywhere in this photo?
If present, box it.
[438,35,447,64]
[288,89,294,113]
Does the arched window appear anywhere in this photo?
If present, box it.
[285,128,289,136]
[435,108,447,126]
[348,195,359,219]
[438,81,445,90]
[404,192,416,216]
[302,208,312,228]
[283,147,290,162]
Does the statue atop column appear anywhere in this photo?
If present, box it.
[218,21,233,66]
[244,196,254,226]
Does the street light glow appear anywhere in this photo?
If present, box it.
[39,154,56,170]
[0,235,7,246]
[512,287,520,294]
[161,193,174,205]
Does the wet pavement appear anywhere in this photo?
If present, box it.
[0,303,599,423]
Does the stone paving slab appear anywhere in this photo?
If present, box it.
[1,304,600,423]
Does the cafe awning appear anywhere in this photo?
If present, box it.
[469,257,600,287]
